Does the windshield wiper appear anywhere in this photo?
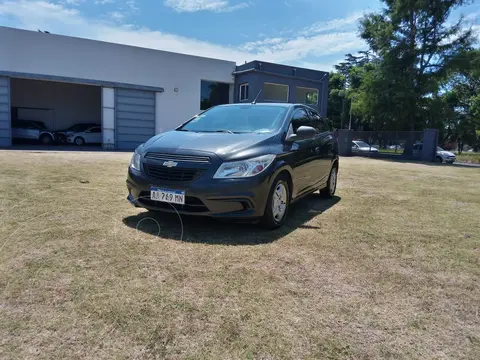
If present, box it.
[215,130,234,134]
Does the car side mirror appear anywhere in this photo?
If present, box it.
[285,126,317,143]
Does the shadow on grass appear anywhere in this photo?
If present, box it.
[122,195,341,245]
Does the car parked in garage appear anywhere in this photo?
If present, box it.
[126,103,339,229]
[11,119,55,145]
[66,125,102,145]
[54,123,99,144]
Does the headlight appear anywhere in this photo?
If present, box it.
[130,150,141,171]
[213,154,276,179]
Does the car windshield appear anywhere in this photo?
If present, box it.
[355,141,371,147]
[437,146,445,151]
[178,105,288,134]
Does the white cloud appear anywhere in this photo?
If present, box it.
[164,0,249,13]
[463,11,479,23]
[61,0,85,5]
[125,0,137,12]
[302,11,364,35]
[95,0,115,4]
[108,11,124,21]
[0,0,366,70]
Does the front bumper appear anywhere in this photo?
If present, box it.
[126,166,272,219]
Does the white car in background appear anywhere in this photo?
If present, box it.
[435,146,456,163]
[412,143,456,163]
[351,140,379,153]
[66,125,102,145]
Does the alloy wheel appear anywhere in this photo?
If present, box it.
[272,183,287,222]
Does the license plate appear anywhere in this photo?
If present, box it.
[150,187,185,205]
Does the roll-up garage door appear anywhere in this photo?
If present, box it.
[0,77,11,147]
[116,88,155,150]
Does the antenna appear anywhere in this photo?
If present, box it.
[252,89,262,104]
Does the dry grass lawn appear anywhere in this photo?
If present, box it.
[0,151,479,359]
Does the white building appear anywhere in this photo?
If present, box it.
[0,26,236,149]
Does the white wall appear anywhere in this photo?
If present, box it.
[0,27,237,133]
[102,87,115,148]
[10,78,101,130]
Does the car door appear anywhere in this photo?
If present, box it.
[89,127,102,143]
[286,108,319,195]
[308,109,333,186]
[84,127,102,144]
[352,141,359,153]
[26,122,41,140]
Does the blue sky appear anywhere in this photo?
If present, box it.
[0,0,478,70]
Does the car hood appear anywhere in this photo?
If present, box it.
[143,131,275,159]
[438,151,455,157]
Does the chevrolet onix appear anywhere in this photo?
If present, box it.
[126,103,338,229]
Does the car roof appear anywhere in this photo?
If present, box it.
[216,103,303,109]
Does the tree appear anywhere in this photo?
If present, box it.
[358,0,475,131]
[327,72,347,129]
[442,49,480,150]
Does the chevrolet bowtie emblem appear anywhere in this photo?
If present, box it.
[163,161,178,168]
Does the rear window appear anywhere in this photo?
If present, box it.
[179,105,288,134]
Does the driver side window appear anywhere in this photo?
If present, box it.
[290,109,310,133]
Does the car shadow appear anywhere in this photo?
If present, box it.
[122,194,341,245]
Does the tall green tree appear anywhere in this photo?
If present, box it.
[358,0,475,131]
[327,72,347,129]
[442,49,480,150]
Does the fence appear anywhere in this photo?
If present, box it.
[350,131,424,158]
[335,129,439,162]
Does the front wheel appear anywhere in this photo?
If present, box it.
[260,175,290,229]
[320,165,338,198]
[436,156,443,163]
[74,137,85,146]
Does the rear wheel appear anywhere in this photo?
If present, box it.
[320,164,338,198]
[39,134,52,145]
[260,175,290,229]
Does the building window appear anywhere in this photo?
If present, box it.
[239,83,249,101]
[200,80,230,110]
[264,83,289,102]
[296,87,318,105]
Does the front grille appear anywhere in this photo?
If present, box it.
[144,164,202,182]
[138,192,209,213]
[145,152,211,163]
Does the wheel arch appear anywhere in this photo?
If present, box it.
[270,164,294,201]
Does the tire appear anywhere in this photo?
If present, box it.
[74,137,85,146]
[320,164,338,198]
[260,174,290,229]
[436,156,443,163]
[39,134,53,145]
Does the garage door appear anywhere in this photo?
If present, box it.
[116,88,156,150]
[0,77,11,147]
